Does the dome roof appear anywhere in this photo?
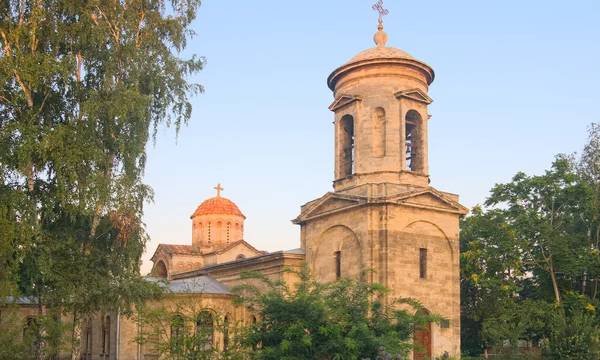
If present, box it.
[345,46,416,65]
[327,25,434,90]
[191,196,245,219]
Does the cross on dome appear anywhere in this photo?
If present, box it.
[372,0,389,25]
[371,0,390,47]
[214,183,224,197]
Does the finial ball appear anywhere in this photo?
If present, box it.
[374,27,388,47]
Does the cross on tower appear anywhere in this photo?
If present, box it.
[372,0,389,24]
[214,183,224,197]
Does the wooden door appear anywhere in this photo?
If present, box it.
[414,322,432,360]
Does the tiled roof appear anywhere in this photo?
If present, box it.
[157,244,197,256]
[202,239,266,256]
[3,296,37,305]
[146,275,230,295]
[191,196,245,219]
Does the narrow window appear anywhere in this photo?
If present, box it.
[419,248,428,279]
[335,251,341,279]
[102,315,111,358]
[340,115,355,177]
[226,223,231,243]
[223,315,230,351]
[84,321,93,358]
[207,222,211,243]
[405,110,422,172]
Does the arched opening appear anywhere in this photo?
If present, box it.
[340,115,355,177]
[314,226,362,282]
[196,311,214,349]
[405,110,422,172]
[373,107,386,157]
[413,309,432,360]
[236,254,246,260]
[154,261,168,278]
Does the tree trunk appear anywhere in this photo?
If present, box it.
[71,312,82,360]
[548,258,561,304]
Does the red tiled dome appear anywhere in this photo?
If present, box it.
[191,196,245,219]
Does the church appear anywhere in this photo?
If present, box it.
[14,12,468,360]
[132,15,468,358]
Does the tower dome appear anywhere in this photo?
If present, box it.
[191,196,245,219]
[190,184,245,252]
[327,24,434,91]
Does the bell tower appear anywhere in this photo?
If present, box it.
[328,19,434,191]
[295,5,467,358]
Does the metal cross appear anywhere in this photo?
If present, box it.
[372,0,389,23]
[214,183,224,197]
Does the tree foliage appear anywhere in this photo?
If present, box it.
[460,123,600,359]
[0,0,202,357]
[233,268,441,360]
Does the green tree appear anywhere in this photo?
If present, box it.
[460,123,600,358]
[233,268,440,360]
[0,0,203,358]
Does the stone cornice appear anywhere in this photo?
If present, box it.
[328,57,435,91]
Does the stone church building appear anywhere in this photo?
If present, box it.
[10,17,467,360]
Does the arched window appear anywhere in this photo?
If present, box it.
[226,222,231,243]
[340,115,355,177]
[154,261,168,278]
[223,315,230,351]
[373,107,386,157]
[23,316,38,353]
[196,311,214,349]
[405,110,422,172]
[102,315,111,358]
[23,316,35,338]
[170,314,184,351]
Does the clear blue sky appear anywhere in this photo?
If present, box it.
[140,0,600,273]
